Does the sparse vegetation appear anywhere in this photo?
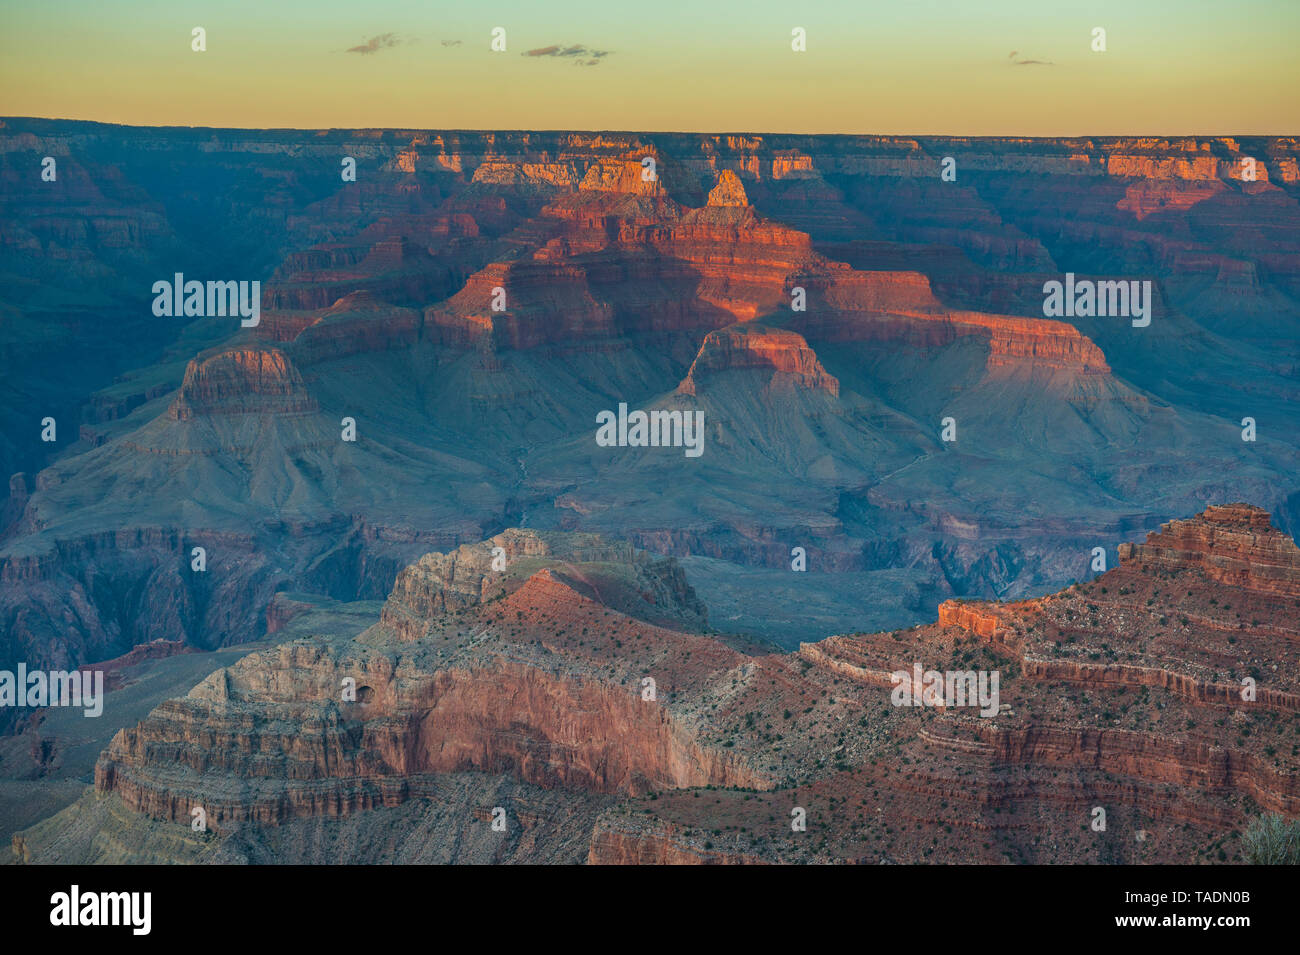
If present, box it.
[1242,813,1300,865]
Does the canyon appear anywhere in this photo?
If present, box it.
[2,122,1296,702]
[9,503,1299,863]
[0,121,1297,862]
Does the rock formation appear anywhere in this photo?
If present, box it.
[6,506,1287,863]
[1,118,1297,739]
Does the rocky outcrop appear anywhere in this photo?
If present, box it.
[621,504,1300,862]
[4,119,1299,813]
[80,638,193,692]
[95,650,764,829]
[471,161,578,190]
[578,156,665,196]
[381,529,708,639]
[677,324,839,396]
[288,292,421,364]
[34,508,1290,862]
[706,170,749,208]
[168,347,317,420]
[932,505,1300,711]
[91,534,760,834]
[1117,503,1300,597]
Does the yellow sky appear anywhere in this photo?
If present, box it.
[1,1,1296,134]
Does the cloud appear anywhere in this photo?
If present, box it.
[347,33,402,55]
[441,39,462,47]
[1007,50,1053,66]
[523,44,612,66]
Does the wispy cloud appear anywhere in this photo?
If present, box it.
[1007,50,1053,66]
[523,44,612,67]
[347,33,402,55]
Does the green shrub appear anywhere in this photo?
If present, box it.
[1243,813,1300,865]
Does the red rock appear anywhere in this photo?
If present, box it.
[82,506,1300,862]
[677,324,839,396]
[1117,503,1300,598]
[706,170,749,208]
[169,347,317,420]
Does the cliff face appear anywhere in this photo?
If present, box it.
[96,650,763,829]
[594,504,1300,864]
[677,325,839,396]
[381,528,709,638]
[287,292,422,364]
[22,506,1288,864]
[169,347,317,420]
[1117,503,1300,597]
[91,532,767,836]
[707,170,749,208]
[791,296,1112,375]
[3,119,1298,741]
[416,158,1116,380]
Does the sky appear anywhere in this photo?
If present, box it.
[1,0,1297,135]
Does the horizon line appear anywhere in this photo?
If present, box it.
[4,116,1298,141]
